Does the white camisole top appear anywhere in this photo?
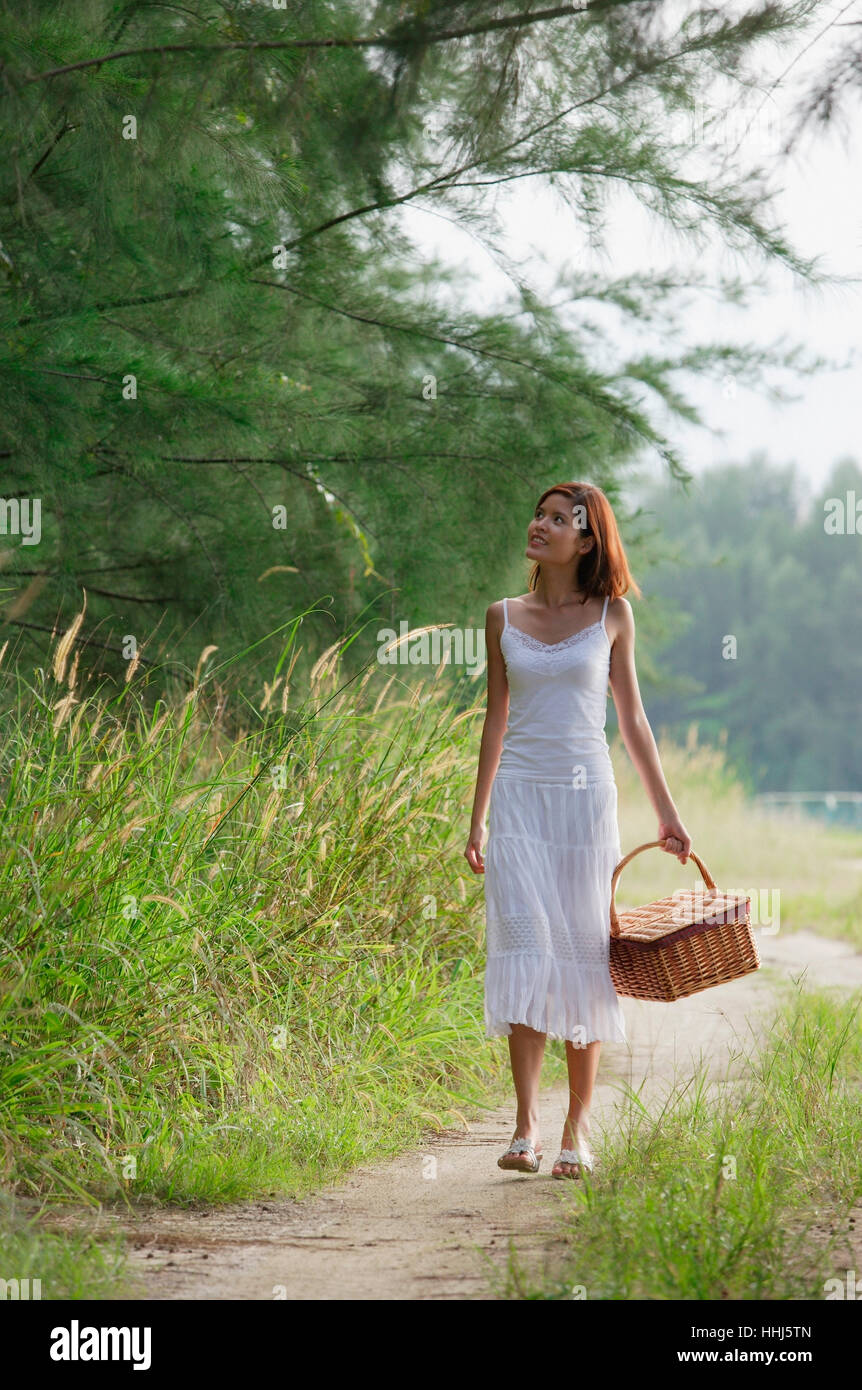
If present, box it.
[495,594,615,785]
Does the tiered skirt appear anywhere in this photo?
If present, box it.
[483,775,627,1046]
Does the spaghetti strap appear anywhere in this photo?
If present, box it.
[502,596,509,631]
[601,594,609,630]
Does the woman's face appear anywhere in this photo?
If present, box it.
[526,493,590,565]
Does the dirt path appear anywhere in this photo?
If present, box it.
[50,930,862,1300]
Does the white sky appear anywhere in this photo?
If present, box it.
[395,2,861,500]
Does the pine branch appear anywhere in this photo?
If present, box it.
[9,563,155,578]
[81,586,179,603]
[18,285,202,327]
[248,276,576,385]
[26,118,76,184]
[22,5,622,84]
[15,366,118,385]
[73,561,154,574]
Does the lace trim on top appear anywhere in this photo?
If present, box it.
[504,620,604,653]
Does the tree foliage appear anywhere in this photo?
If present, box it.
[0,0,831,690]
[633,456,862,793]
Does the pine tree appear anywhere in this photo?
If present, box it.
[0,0,830,689]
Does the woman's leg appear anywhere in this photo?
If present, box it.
[552,1038,601,1177]
[507,1023,546,1149]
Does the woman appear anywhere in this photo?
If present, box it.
[465,482,692,1179]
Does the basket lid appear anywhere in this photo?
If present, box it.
[612,889,751,943]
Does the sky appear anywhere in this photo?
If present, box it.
[396,2,861,505]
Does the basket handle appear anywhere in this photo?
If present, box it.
[609,840,718,937]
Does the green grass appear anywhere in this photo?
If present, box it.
[0,609,521,1293]
[0,1192,130,1300]
[1,603,860,1297]
[494,985,862,1300]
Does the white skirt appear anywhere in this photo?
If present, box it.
[483,775,627,1046]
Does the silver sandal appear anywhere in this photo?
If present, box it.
[552,1147,594,1179]
[497,1137,543,1173]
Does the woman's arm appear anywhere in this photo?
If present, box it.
[608,597,692,865]
[465,601,509,874]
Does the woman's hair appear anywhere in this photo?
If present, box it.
[527,482,642,601]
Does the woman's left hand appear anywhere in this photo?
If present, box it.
[657,816,691,865]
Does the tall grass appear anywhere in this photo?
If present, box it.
[0,611,507,1227]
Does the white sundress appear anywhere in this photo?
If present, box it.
[483,594,627,1047]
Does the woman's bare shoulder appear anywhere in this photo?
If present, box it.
[606,595,634,642]
[507,592,532,607]
[608,595,633,616]
[484,598,507,637]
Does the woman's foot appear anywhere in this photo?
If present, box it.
[551,1115,593,1178]
[497,1123,542,1172]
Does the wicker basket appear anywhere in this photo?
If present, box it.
[608,840,760,1001]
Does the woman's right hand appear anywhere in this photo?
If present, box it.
[465,823,486,874]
